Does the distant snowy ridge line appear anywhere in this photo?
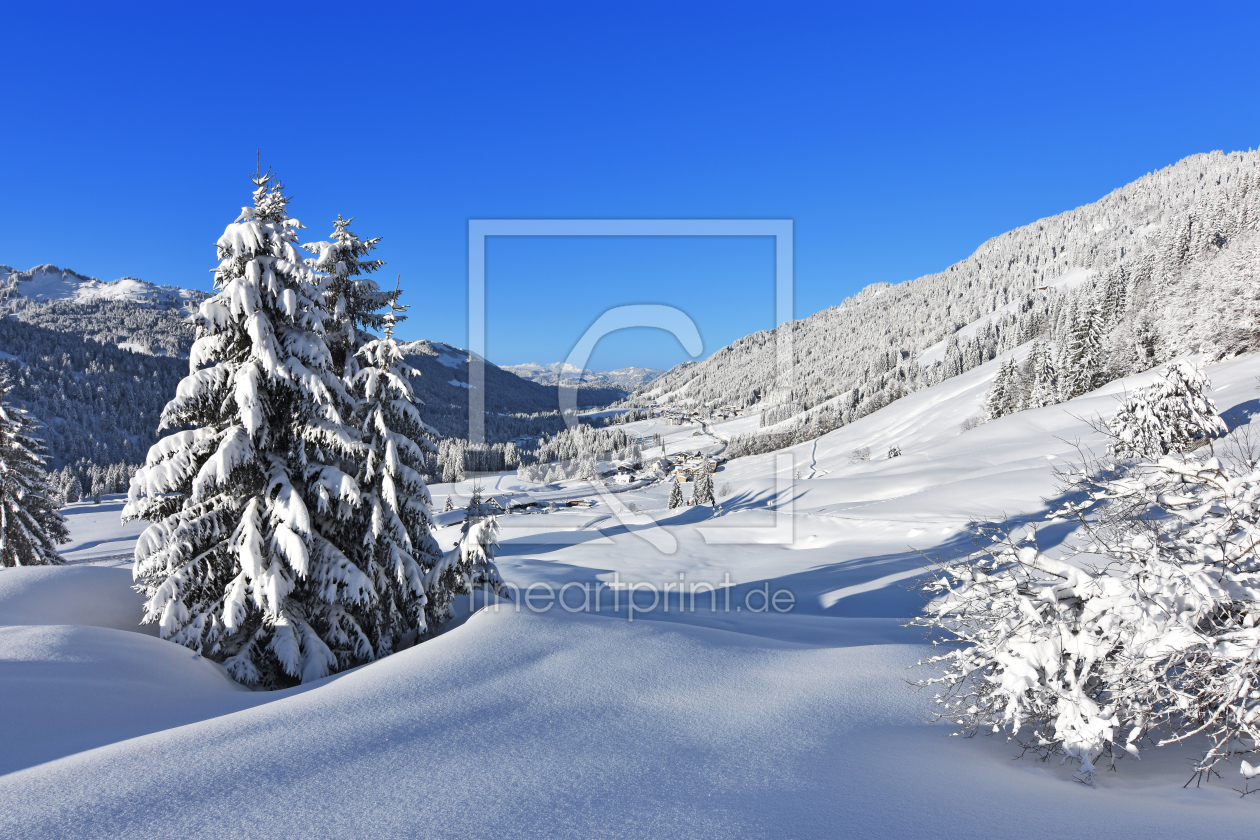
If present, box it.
[0,263,207,311]
[502,361,663,391]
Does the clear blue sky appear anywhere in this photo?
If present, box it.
[4,1,1260,372]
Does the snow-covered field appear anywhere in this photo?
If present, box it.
[5,351,1260,837]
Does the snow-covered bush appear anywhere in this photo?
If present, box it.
[849,446,871,463]
[1107,360,1227,460]
[912,433,1260,785]
[959,416,986,433]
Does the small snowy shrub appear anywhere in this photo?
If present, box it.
[849,446,871,464]
[912,432,1260,786]
[959,416,986,433]
[887,446,902,459]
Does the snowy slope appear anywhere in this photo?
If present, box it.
[0,264,206,310]
[4,351,1260,836]
[634,149,1260,419]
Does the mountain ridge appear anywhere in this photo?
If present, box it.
[630,148,1260,432]
[0,264,207,311]
[501,361,662,392]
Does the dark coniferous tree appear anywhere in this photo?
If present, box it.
[0,373,69,566]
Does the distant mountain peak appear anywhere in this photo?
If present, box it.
[0,264,206,311]
[501,362,663,392]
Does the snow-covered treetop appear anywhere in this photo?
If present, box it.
[1107,360,1227,460]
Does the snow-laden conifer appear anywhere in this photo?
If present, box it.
[344,292,447,651]
[303,215,390,382]
[124,171,373,687]
[426,489,508,629]
[984,358,1019,420]
[1060,300,1106,399]
[0,372,69,566]
[1024,339,1058,409]
[692,465,714,506]
[63,474,82,504]
[667,477,683,509]
[1107,361,1227,460]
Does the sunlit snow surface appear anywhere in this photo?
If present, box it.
[4,350,1260,837]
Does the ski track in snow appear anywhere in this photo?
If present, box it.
[4,351,1260,836]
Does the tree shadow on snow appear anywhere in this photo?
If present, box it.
[1220,397,1260,431]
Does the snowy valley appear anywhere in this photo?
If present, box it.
[6,347,1260,837]
[5,148,1260,840]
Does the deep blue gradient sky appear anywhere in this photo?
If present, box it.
[4,2,1260,371]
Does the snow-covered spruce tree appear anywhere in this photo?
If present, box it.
[984,358,1020,420]
[0,373,69,566]
[63,474,82,504]
[912,431,1260,785]
[443,495,454,512]
[124,171,382,687]
[1023,339,1058,409]
[425,489,508,628]
[307,213,464,650]
[692,465,715,506]
[1061,300,1106,399]
[1107,361,1227,461]
[303,215,390,384]
[667,477,683,509]
[344,293,451,651]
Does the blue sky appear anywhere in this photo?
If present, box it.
[4,1,1260,372]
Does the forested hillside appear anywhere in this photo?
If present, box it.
[637,149,1260,449]
[402,340,621,439]
[0,292,623,494]
[11,147,1260,492]
[0,314,185,494]
[9,298,199,358]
